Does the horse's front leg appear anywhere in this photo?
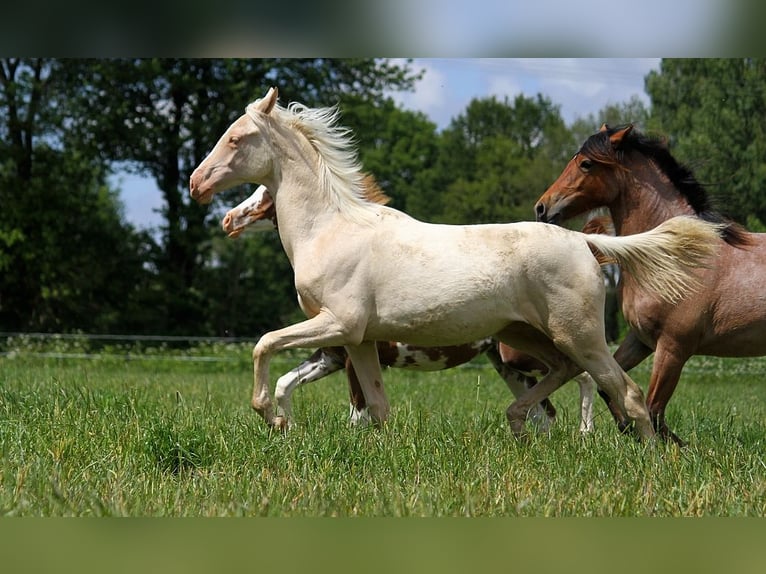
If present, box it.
[645,342,690,445]
[344,341,390,425]
[252,312,355,429]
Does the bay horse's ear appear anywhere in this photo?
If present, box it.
[608,124,633,148]
[255,87,279,115]
[599,123,609,132]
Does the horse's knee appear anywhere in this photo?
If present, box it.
[252,335,273,361]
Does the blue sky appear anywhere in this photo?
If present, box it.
[379,1,730,56]
[117,58,661,231]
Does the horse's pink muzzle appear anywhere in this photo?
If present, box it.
[189,170,215,205]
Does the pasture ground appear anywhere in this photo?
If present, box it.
[0,341,764,517]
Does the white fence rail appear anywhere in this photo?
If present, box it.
[0,331,258,363]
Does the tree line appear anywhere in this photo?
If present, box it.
[1,59,764,338]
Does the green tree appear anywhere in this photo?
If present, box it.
[200,228,298,338]
[569,95,651,145]
[55,58,420,335]
[341,96,439,212]
[0,58,147,332]
[420,94,572,224]
[646,59,766,226]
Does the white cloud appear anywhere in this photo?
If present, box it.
[399,58,660,127]
[486,75,523,101]
[392,60,448,113]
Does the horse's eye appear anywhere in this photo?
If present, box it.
[229,135,240,146]
[579,159,593,172]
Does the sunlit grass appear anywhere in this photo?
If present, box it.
[0,350,764,516]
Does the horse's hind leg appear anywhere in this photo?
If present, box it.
[274,348,346,427]
[344,341,390,425]
[485,343,555,431]
[495,325,580,437]
[574,354,654,440]
[344,357,371,426]
[591,329,653,432]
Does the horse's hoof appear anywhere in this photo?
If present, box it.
[617,420,636,435]
[506,414,528,441]
[272,416,289,432]
[663,429,687,447]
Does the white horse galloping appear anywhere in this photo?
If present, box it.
[222,183,597,433]
[190,87,721,440]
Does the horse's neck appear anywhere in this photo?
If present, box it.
[267,122,379,264]
[611,160,695,235]
[274,182,338,264]
[264,128,331,262]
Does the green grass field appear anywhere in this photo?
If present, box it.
[0,343,764,516]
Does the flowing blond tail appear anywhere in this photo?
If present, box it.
[582,216,722,304]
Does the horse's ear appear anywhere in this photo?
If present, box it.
[608,124,633,148]
[599,123,609,132]
[255,87,279,115]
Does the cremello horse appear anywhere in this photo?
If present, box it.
[222,183,596,432]
[190,87,721,440]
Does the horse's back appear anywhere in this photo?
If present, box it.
[354,218,605,344]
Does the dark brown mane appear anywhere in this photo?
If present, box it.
[581,126,752,247]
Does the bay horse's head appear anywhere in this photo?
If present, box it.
[535,124,633,224]
[221,185,277,238]
[190,87,279,205]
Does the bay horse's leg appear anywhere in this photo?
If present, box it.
[645,342,690,445]
[484,343,556,431]
[274,347,347,427]
[506,359,581,439]
[490,341,595,433]
[252,312,361,429]
[344,341,390,424]
[494,324,579,438]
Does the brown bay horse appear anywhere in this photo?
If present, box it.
[535,124,760,444]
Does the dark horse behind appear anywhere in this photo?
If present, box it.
[535,123,763,444]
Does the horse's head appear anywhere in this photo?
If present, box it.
[222,185,277,238]
[190,87,280,205]
[535,124,633,224]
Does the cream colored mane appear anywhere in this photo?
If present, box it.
[246,99,385,223]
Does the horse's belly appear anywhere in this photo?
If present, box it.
[698,318,766,356]
[363,293,521,346]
